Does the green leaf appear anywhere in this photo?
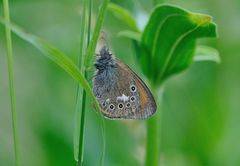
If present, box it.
[139,5,218,85]
[117,30,141,42]
[195,45,220,63]
[107,3,140,32]
[0,17,101,113]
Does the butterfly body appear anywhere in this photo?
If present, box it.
[93,47,156,120]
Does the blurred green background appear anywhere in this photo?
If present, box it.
[0,0,239,166]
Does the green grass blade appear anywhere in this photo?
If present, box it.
[153,0,164,6]
[195,45,220,63]
[82,0,109,165]
[74,0,87,162]
[98,117,106,166]
[117,30,141,42]
[77,0,109,165]
[0,17,101,113]
[2,0,20,165]
[107,3,139,32]
[73,87,82,162]
[84,0,109,70]
[79,0,87,69]
[77,0,93,163]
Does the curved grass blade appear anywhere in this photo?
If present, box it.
[84,0,109,70]
[78,0,109,165]
[0,17,101,113]
[117,30,141,42]
[74,0,87,162]
[107,3,140,32]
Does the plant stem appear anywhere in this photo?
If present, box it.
[145,86,163,166]
[78,89,87,166]
[77,0,108,165]
[77,0,92,165]
[145,114,160,166]
[87,0,92,47]
[3,0,20,165]
[73,0,87,164]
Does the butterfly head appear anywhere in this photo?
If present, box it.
[95,46,116,71]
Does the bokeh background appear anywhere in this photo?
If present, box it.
[0,0,239,165]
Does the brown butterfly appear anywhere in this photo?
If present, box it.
[92,46,156,119]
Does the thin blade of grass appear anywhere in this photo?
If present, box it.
[0,17,101,113]
[2,0,20,165]
[84,0,109,70]
[76,0,90,164]
[117,30,141,42]
[107,3,139,32]
[74,0,87,162]
[98,117,106,166]
[78,0,109,165]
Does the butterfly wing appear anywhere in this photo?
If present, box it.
[93,59,156,120]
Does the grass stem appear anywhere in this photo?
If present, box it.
[77,0,108,165]
[78,89,87,166]
[3,0,20,165]
[77,0,93,165]
[76,0,87,165]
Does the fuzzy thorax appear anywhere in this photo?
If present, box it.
[94,46,116,72]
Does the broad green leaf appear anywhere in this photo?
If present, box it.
[0,17,101,113]
[117,30,141,42]
[195,45,220,63]
[107,3,140,32]
[140,5,218,85]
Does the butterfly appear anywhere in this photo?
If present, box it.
[92,46,156,120]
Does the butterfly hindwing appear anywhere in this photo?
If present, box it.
[93,58,156,120]
[115,60,156,119]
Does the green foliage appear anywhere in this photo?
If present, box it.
[140,5,217,85]
[0,0,109,165]
[0,17,101,114]
[108,3,219,166]
[0,1,227,166]
[2,0,20,165]
[84,0,109,70]
[109,4,219,85]
[77,0,109,165]
[195,45,220,63]
[107,3,139,32]
[118,30,141,42]
[74,0,87,163]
